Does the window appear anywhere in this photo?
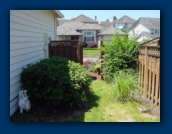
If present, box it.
[83,31,95,42]
[155,29,160,34]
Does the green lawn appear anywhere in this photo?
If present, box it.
[83,48,100,58]
[11,80,160,122]
[66,80,160,122]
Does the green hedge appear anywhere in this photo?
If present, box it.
[21,57,92,108]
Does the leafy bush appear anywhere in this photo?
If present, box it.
[101,33,139,82]
[21,57,92,108]
[112,70,138,102]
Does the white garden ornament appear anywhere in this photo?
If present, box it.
[18,90,31,113]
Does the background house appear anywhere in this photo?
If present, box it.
[57,15,104,43]
[10,10,64,116]
[98,26,124,41]
[128,17,160,42]
[113,15,135,31]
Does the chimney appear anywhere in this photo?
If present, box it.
[95,16,97,21]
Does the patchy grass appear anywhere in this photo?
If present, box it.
[83,48,100,58]
[11,80,160,122]
[66,80,160,122]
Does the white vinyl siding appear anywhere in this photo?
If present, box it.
[10,10,57,116]
[128,23,150,37]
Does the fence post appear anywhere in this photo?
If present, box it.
[144,46,148,97]
[100,40,103,80]
[78,41,83,65]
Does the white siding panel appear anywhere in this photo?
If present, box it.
[10,36,44,43]
[10,29,44,38]
[10,88,21,101]
[10,22,54,35]
[10,75,21,87]
[10,42,44,50]
[10,97,19,116]
[10,50,44,65]
[10,10,56,116]
[10,46,43,57]
[10,54,44,72]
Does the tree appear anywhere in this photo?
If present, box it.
[113,16,117,21]
[106,19,109,21]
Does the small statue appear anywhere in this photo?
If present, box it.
[18,90,31,113]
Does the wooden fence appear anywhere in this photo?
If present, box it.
[49,40,83,64]
[138,45,160,106]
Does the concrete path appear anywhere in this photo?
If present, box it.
[83,57,99,62]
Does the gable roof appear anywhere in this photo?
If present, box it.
[74,14,98,23]
[129,17,160,30]
[98,26,124,35]
[100,21,113,28]
[57,21,104,35]
[114,15,135,24]
[137,31,160,40]
[78,23,104,30]
[57,21,84,35]
[53,10,64,18]
[58,19,72,25]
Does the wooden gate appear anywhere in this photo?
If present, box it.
[49,40,83,64]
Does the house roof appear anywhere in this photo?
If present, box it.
[129,17,160,30]
[58,19,72,25]
[113,15,135,24]
[57,21,85,35]
[100,21,113,28]
[53,10,64,18]
[78,23,105,30]
[140,37,160,46]
[98,26,124,35]
[57,21,104,35]
[137,31,160,40]
[73,14,98,23]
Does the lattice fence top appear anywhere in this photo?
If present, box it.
[49,41,78,47]
[140,46,160,57]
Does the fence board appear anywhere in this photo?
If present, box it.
[49,40,83,64]
[138,43,160,106]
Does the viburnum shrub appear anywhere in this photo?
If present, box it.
[101,33,139,82]
[21,57,92,108]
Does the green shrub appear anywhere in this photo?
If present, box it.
[21,57,92,108]
[112,70,138,103]
[101,33,139,82]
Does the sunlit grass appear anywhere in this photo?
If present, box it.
[83,48,100,57]
[67,80,160,122]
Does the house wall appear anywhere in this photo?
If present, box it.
[137,35,149,42]
[114,23,133,29]
[57,35,71,40]
[10,10,57,116]
[129,24,150,37]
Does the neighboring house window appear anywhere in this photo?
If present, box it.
[125,23,128,28]
[155,29,160,34]
[150,29,154,34]
[83,31,95,42]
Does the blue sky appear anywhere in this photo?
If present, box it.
[60,10,160,22]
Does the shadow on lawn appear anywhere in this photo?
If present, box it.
[10,88,100,122]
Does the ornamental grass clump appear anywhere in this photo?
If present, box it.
[112,70,138,103]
